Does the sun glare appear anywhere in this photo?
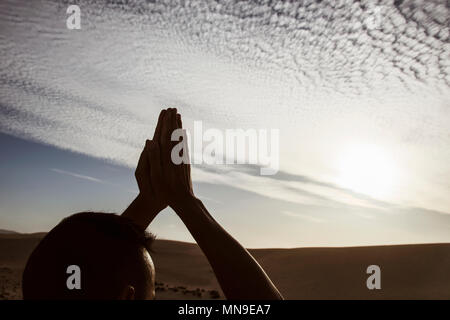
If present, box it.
[337,144,397,199]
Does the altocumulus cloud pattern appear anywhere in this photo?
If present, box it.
[0,0,449,218]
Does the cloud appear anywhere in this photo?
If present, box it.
[193,162,401,212]
[281,210,326,223]
[50,168,105,184]
[0,0,449,215]
[196,194,223,205]
[50,168,137,193]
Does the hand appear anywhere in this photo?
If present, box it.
[154,108,195,206]
[121,140,167,230]
[123,108,194,229]
[134,139,167,213]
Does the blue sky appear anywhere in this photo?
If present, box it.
[1,0,449,247]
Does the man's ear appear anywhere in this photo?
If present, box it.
[118,285,135,300]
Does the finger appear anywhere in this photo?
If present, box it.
[170,110,184,178]
[152,109,166,142]
[136,143,149,177]
[136,142,151,193]
[144,140,157,196]
[169,108,177,131]
[170,109,179,148]
[166,109,184,187]
[160,109,174,180]
[182,129,193,189]
[180,128,190,164]
[176,113,184,158]
[176,113,182,129]
[160,108,171,147]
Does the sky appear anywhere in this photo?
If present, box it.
[0,0,449,248]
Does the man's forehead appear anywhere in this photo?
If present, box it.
[142,248,155,274]
[142,248,155,299]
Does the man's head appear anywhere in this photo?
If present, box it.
[22,212,156,299]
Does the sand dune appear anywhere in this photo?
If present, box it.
[0,233,449,299]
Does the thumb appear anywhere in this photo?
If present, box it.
[147,140,164,190]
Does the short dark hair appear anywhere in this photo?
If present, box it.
[22,212,155,299]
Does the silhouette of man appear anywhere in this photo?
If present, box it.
[22,108,283,300]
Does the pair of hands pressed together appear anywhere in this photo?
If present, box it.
[124,108,194,229]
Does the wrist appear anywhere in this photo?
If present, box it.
[170,194,201,215]
[123,193,164,230]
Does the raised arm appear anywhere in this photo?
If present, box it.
[173,196,283,300]
[152,108,283,300]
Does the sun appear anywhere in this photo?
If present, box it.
[337,144,397,199]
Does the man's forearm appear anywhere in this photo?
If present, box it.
[122,193,159,230]
[172,196,283,300]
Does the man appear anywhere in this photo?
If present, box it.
[22,108,283,300]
